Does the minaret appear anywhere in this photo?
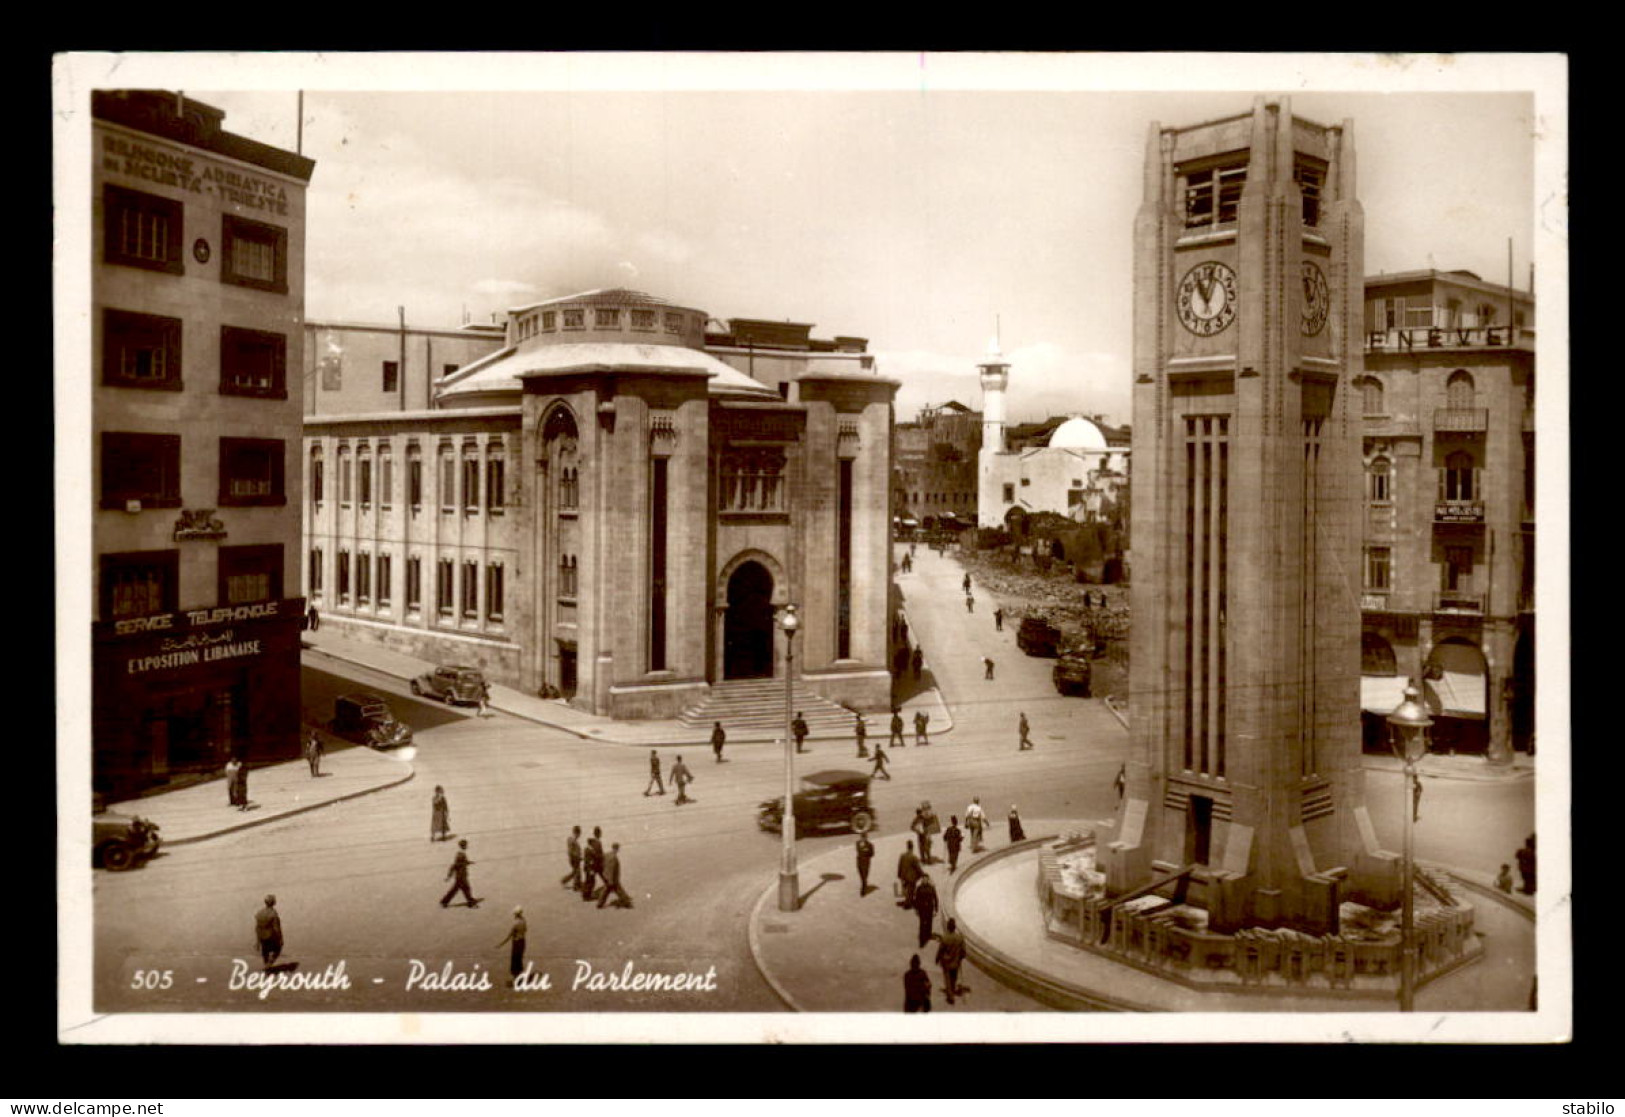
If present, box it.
[978,329,1010,455]
[977,326,1012,529]
[1107,97,1397,936]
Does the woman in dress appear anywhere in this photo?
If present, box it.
[431,785,451,842]
[1007,804,1025,843]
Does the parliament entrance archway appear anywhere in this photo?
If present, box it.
[723,561,776,680]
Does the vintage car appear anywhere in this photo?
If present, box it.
[758,769,876,835]
[1052,652,1093,697]
[1017,616,1062,657]
[411,664,487,706]
[331,692,414,749]
[93,809,161,871]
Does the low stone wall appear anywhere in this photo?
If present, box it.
[319,615,523,686]
[1038,836,1481,997]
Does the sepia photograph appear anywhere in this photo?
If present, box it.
[53,50,1569,1045]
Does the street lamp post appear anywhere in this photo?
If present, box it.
[1387,679,1433,1012]
[777,604,800,913]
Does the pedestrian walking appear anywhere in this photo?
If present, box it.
[711,721,727,764]
[306,603,320,631]
[255,894,283,968]
[1018,712,1033,751]
[440,840,479,908]
[477,681,492,718]
[1495,864,1515,894]
[305,730,324,777]
[431,785,451,842]
[962,572,972,595]
[671,755,695,805]
[983,657,995,680]
[965,797,988,852]
[889,708,906,748]
[560,825,583,890]
[597,842,633,909]
[233,758,250,810]
[1516,835,1535,895]
[1007,804,1026,843]
[792,712,809,753]
[914,709,931,746]
[871,741,892,780]
[855,832,875,896]
[914,873,939,948]
[581,827,605,901]
[911,647,923,678]
[903,954,932,1013]
[496,907,527,986]
[965,594,975,614]
[936,917,967,1003]
[943,817,964,873]
[225,757,242,809]
[920,802,941,861]
[911,805,931,862]
[994,607,1004,632]
[1114,763,1127,801]
[896,840,923,909]
[644,750,665,796]
[854,713,869,759]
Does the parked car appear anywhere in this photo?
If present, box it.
[758,770,876,835]
[1052,653,1093,697]
[93,809,161,871]
[411,664,487,706]
[331,692,414,749]
[1017,616,1062,657]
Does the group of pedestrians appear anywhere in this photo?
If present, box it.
[644,751,696,804]
[559,824,635,910]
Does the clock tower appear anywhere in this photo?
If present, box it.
[1107,97,1400,934]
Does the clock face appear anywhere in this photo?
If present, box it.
[1176,261,1238,337]
[1301,261,1330,336]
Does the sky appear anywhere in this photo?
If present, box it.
[60,53,1565,427]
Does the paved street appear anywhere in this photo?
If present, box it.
[92,542,1533,1015]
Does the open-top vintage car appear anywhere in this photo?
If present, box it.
[93,808,161,871]
[758,769,876,835]
[411,664,487,706]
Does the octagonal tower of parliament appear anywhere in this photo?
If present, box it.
[1107,97,1402,933]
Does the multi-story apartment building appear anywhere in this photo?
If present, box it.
[894,400,981,527]
[305,317,506,415]
[1357,268,1535,765]
[91,91,315,797]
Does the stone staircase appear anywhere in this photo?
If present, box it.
[677,678,865,736]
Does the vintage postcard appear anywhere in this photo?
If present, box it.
[54,50,1569,1044]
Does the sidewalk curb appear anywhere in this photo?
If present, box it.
[308,640,957,748]
[163,763,417,847]
[746,879,808,1013]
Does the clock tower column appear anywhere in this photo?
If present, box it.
[1108,97,1399,935]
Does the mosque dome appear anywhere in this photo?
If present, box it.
[1048,416,1109,451]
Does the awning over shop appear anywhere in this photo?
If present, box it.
[1360,674,1409,715]
[1426,671,1487,719]
[1424,642,1489,719]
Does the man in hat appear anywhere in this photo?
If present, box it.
[671,755,695,805]
[255,894,283,968]
[597,842,633,909]
[936,917,967,1003]
[896,839,923,910]
[644,750,665,796]
[855,831,875,896]
[792,712,809,754]
[441,839,479,908]
[889,708,906,749]
[854,713,869,759]
[496,907,527,986]
[913,872,940,949]
[1018,712,1034,751]
[560,824,582,891]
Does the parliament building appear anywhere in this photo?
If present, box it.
[302,288,898,719]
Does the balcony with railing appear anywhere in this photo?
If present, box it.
[1433,500,1485,525]
[1434,590,1484,615]
[1434,408,1489,434]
